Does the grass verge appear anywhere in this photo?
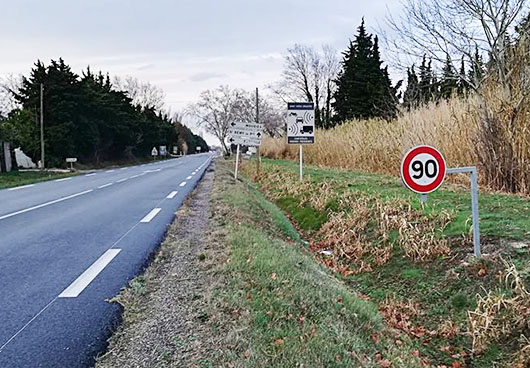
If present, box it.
[0,170,77,190]
[239,158,530,368]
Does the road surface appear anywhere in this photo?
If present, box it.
[0,153,214,367]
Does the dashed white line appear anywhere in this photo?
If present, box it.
[0,190,93,221]
[54,177,72,182]
[58,249,121,298]
[8,184,35,191]
[106,170,115,173]
[130,175,140,179]
[167,191,178,199]
[98,183,113,189]
[84,173,96,177]
[140,208,162,223]
[186,176,192,180]
[117,178,128,183]
[179,181,187,187]
[120,167,127,170]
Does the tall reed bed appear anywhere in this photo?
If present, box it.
[263,97,479,180]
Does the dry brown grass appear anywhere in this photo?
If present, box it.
[243,163,453,274]
[262,97,478,183]
[262,38,530,196]
[468,263,530,355]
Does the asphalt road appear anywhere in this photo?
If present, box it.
[0,153,214,367]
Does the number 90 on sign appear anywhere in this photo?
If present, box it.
[401,145,446,194]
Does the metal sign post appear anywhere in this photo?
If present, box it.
[299,145,303,181]
[287,102,315,181]
[447,166,481,257]
[234,144,240,180]
[401,146,481,257]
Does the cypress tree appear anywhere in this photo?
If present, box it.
[440,54,458,99]
[403,65,420,110]
[333,19,398,122]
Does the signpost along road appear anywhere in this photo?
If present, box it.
[401,145,446,195]
[287,102,315,181]
[228,121,264,180]
[400,145,481,257]
[228,122,264,147]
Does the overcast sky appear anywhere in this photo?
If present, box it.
[0,0,402,143]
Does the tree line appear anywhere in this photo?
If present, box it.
[0,59,208,168]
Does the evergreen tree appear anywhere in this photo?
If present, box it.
[9,59,207,167]
[457,58,467,96]
[333,19,398,121]
[469,46,485,86]
[403,65,420,110]
[440,54,458,99]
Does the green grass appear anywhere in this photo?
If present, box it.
[216,162,422,367]
[243,158,530,367]
[0,170,77,190]
[264,158,530,240]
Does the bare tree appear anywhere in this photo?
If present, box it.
[0,74,22,118]
[270,44,339,128]
[112,76,166,111]
[186,85,247,154]
[386,0,528,92]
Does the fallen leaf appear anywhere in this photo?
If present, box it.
[273,339,284,346]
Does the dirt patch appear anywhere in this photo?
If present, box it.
[96,162,223,368]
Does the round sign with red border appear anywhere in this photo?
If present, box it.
[401,145,446,194]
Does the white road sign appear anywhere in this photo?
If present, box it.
[287,102,315,144]
[159,146,167,156]
[65,158,77,163]
[151,147,158,156]
[228,121,263,147]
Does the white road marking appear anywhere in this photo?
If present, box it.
[179,181,187,187]
[8,184,35,191]
[186,176,192,180]
[98,183,113,189]
[54,177,72,182]
[140,208,162,223]
[0,190,93,221]
[117,178,128,183]
[84,173,96,177]
[120,167,127,170]
[167,191,178,199]
[130,174,140,179]
[58,249,121,298]
[106,170,115,173]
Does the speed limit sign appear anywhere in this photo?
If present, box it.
[401,145,446,194]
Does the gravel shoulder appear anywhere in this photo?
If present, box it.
[96,161,223,368]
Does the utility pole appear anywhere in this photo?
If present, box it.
[256,87,261,176]
[40,83,45,169]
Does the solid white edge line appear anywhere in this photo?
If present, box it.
[167,191,178,199]
[84,173,96,177]
[0,190,93,221]
[106,170,115,173]
[8,184,35,191]
[58,249,121,298]
[54,177,72,182]
[120,167,127,170]
[98,183,113,189]
[179,181,186,187]
[140,208,162,223]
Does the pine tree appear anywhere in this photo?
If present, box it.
[333,19,398,121]
[440,54,458,99]
[469,46,485,86]
[457,58,467,96]
[403,65,420,110]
